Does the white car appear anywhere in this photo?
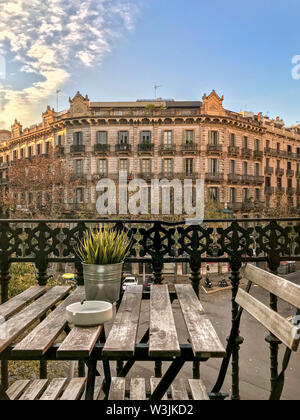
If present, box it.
[122,276,138,291]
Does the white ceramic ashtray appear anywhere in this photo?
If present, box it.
[66,301,113,327]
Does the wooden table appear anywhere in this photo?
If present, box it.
[0,283,226,400]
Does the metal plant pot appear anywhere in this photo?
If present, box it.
[82,262,123,303]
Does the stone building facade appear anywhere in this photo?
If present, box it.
[1,90,300,217]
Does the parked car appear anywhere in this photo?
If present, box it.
[122,276,138,291]
[145,278,154,291]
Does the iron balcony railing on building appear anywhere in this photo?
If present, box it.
[70,144,85,154]
[227,173,242,183]
[71,173,86,182]
[287,187,296,195]
[276,168,284,176]
[138,143,154,153]
[265,186,275,194]
[0,177,9,185]
[264,147,274,156]
[286,169,295,177]
[253,150,263,160]
[241,148,252,158]
[227,146,240,156]
[207,144,223,154]
[264,166,274,175]
[94,144,110,153]
[253,175,264,185]
[115,144,132,153]
[55,146,65,157]
[181,143,198,153]
[1,217,300,401]
[160,145,177,155]
[276,186,285,194]
[241,174,254,184]
[205,172,224,183]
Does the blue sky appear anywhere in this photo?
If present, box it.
[0,0,300,128]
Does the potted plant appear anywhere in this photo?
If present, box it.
[77,227,131,303]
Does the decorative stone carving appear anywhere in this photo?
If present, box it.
[68,91,90,117]
[201,90,226,116]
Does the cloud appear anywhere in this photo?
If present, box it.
[0,0,140,128]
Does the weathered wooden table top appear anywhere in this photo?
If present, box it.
[0,284,226,361]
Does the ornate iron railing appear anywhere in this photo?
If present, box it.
[0,218,300,399]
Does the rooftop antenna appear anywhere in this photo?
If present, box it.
[154,84,162,99]
[56,89,61,112]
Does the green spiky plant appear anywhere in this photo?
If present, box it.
[77,227,131,265]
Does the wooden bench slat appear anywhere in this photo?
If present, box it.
[0,286,71,354]
[0,286,47,321]
[149,284,181,357]
[175,284,226,358]
[39,378,67,401]
[236,288,300,351]
[244,264,300,309]
[130,378,146,400]
[108,377,126,400]
[57,325,103,358]
[6,380,31,400]
[13,287,85,356]
[103,285,143,357]
[81,377,104,400]
[60,378,87,401]
[170,379,189,400]
[150,378,168,400]
[19,379,49,400]
[188,379,210,401]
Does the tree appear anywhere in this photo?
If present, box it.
[1,149,79,219]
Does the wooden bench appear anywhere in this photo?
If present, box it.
[236,264,300,399]
[2,377,103,401]
[108,377,210,401]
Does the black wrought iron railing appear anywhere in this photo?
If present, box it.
[0,218,300,399]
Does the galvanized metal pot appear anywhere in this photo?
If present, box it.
[82,262,123,303]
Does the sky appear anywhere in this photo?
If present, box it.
[0,0,300,129]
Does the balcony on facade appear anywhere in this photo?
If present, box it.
[92,173,108,182]
[296,171,300,178]
[265,186,275,195]
[206,144,222,155]
[55,146,65,157]
[227,146,240,156]
[137,172,155,181]
[253,150,263,160]
[276,168,284,177]
[276,186,285,194]
[94,144,110,155]
[181,143,198,154]
[159,171,175,180]
[265,166,274,175]
[241,174,254,184]
[70,144,85,154]
[241,148,252,159]
[0,177,9,185]
[286,169,295,177]
[287,187,296,195]
[286,151,295,159]
[71,173,86,182]
[183,172,199,179]
[253,176,264,185]
[115,144,132,154]
[160,144,177,156]
[205,172,224,183]
[264,147,274,156]
[137,143,154,155]
[227,173,242,183]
